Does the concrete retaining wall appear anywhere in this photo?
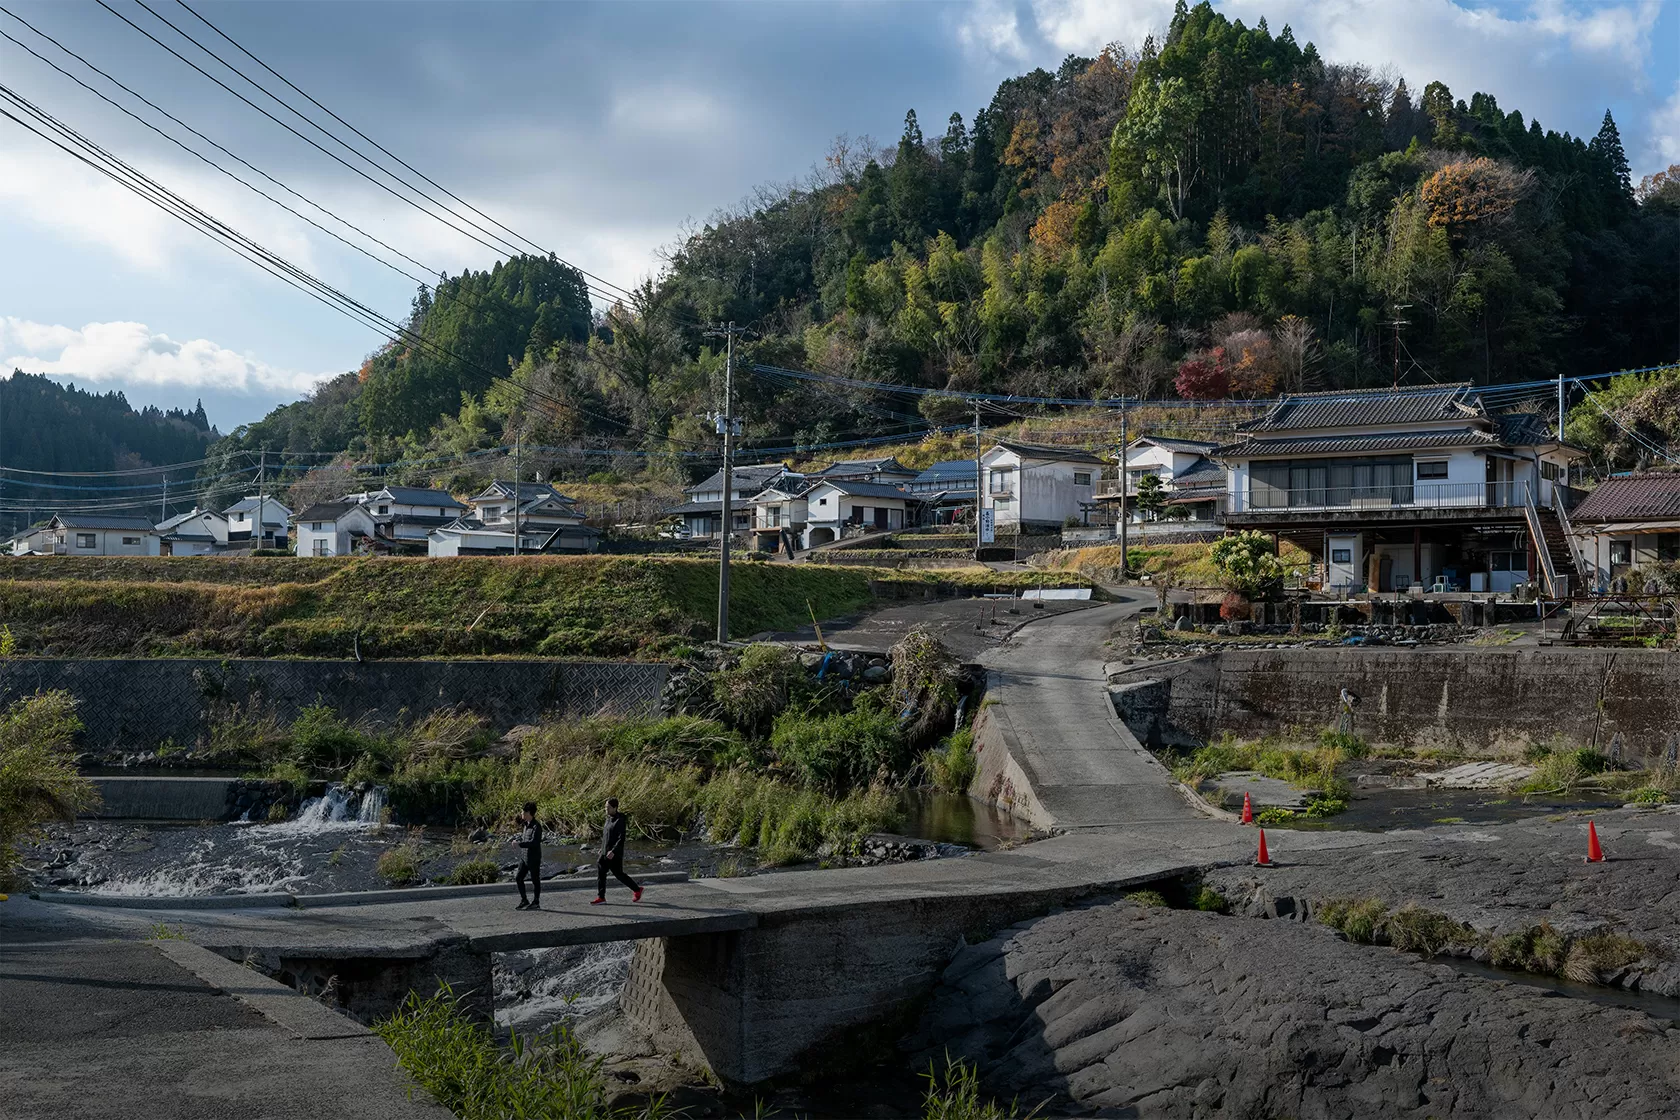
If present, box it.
[1120,648,1680,762]
[88,776,236,819]
[966,689,1056,830]
[0,658,669,752]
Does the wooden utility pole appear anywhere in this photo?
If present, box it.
[705,323,747,643]
[512,428,522,556]
[1387,305,1410,389]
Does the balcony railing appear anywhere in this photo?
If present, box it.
[1235,481,1530,514]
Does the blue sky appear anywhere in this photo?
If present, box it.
[2,0,1675,431]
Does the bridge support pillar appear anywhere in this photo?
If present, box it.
[215,936,493,1026]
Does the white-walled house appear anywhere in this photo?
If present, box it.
[38,514,160,556]
[1096,437,1228,524]
[1565,474,1680,592]
[812,456,918,486]
[980,441,1105,532]
[223,496,292,549]
[748,483,811,556]
[427,519,600,556]
[801,480,910,547]
[465,481,585,535]
[293,502,379,557]
[1216,385,1586,595]
[666,464,800,540]
[155,507,230,555]
[906,460,978,526]
[342,486,468,546]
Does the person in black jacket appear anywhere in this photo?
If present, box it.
[513,801,543,910]
[592,797,642,905]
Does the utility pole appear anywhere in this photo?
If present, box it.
[257,448,266,547]
[512,427,522,556]
[970,399,983,562]
[705,322,747,643]
[1387,305,1410,390]
[1118,404,1129,577]
[1557,371,1566,442]
[160,474,168,523]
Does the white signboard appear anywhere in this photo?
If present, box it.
[979,508,996,544]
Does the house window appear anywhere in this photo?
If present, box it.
[122,536,140,546]
[378,505,390,515]
[1331,548,1353,564]
[1541,460,1562,481]
[75,533,96,549]
[312,522,326,531]
[1659,534,1680,563]
[1491,550,1529,572]
[1416,461,1448,480]
[1608,540,1632,567]
[312,540,329,557]
[990,468,1014,494]
[817,497,828,507]
[766,507,781,527]
[1073,471,1092,486]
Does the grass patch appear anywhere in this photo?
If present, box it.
[0,555,1092,659]
[374,987,672,1120]
[922,1053,1038,1120]
[0,690,99,888]
[1123,889,1168,908]
[923,729,978,794]
[447,858,500,886]
[376,843,422,885]
[1042,540,1308,586]
[1169,733,1349,795]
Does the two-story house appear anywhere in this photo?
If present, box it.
[667,463,800,541]
[748,480,812,557]
[1094,436,1228,525]
[801,479,911,546]
[903,460,977,527]
[811,456,918,486]
[464,481,584,534]
[979,441,1105,533]
[222,496,292,550]
[1216,385,1586,595]
[155,507,230,556]
[343,486,468,548]
[292,502,379,557]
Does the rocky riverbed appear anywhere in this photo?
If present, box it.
[907,899,1680,1118]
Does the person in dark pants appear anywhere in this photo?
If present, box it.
[591,797,642,905]
[513,801,543,910]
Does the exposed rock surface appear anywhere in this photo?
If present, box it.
[908,901,1680,1118]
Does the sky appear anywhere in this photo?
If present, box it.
[1,0,1675,431]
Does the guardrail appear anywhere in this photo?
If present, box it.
[1238,481,1529,513]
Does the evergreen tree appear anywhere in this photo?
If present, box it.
[1589,109,1634,207]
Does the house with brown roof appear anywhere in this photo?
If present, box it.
[1215,385,1586,594]
[1566,473,1680,591]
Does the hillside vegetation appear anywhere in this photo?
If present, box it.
[184,0,1675,514]
[0,556,1089,659]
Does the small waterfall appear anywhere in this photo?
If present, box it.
[292,784,356,828]
[357,786,388,825]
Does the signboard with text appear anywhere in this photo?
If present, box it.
[979,508,995,544]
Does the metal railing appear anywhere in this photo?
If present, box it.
[1523,486,1562,597]
[1550,489,1587,588]
[1238,481,1529,513]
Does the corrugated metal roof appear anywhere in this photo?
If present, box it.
[1214,429,1497,458]
[810,480,912,500]
[294,502,358,521]
[1570,474,1680,522]
[51,514,158,531]
[914,459,979,482]
[1245,384,1480,431]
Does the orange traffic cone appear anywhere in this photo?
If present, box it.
[1241,791,1253,825]
[1586,821,1605,863]
[1255,828,1273,867]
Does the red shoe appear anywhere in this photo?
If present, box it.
[632,888,643,903]
[590,897,605,905]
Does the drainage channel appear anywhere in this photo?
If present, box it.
[1434,957,1680,1023]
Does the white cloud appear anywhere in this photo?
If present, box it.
[1650,79,1680,167]
[2,317,336,395]
[609,84,729,137]
[958,0,1030,61]
[1030,0,1174,55]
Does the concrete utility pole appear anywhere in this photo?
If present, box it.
[705,323,747,643]
[1118,404,1129,577]
[1387,305,1410,390]
[257,448,266,546]
[512,429,521,556]
[970,399,983,562]
[160,475,168,523]
[1557,371,1566,442]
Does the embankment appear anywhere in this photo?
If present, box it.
[1115,648,1680,762]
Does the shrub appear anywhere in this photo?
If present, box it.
[377,843,421,884]
[1317,897,1388,943]
[892,628,965,746]
[448,858,500,886]
[374,987,671,1120]
[1218,591,1251,622]
[0,691,99,886]
[1210,530,1286,597]
[1192,885,1228,912]
[1630,785,1669,804]
[288,701,380,773]
[710,644,805,734]
[403,709,493,764]
[696,770,901,860]
[923,729,977,794]
[1318,728,1367,758]
[771,705,907,793]
[206,702,289,765]
[605,717,744,771]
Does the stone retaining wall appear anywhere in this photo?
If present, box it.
[0,658,669,752]
[1118,648,1680,762]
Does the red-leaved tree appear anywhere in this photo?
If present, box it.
[1174,347,1230,399]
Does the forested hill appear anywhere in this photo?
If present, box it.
[202,0,1679,498]
[1,371,216,535]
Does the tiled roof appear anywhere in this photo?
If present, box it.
[810,480,912,499]
[294,502,358,522]
[377,486,466,508]
[155,508,222,532]
[1175,456,1225,483]
[1244,384,1480,432]
[1495,411,1570,448]
[992,440,1106,464]
[1214,429,1497,458]
[1569,474,1680,522]
[52,514,158,531]
[684,464,793,495]
[665,499,724,516]
[817,457,913,477]
[1134,436,1219,453]
[915,459,980,483]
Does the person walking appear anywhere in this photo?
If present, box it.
[591,797,643,905]
[513,801,543,911]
